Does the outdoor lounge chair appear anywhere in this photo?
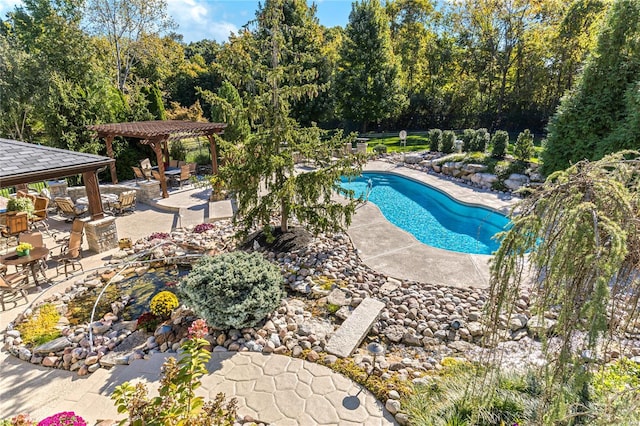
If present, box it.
[51,228,84,277]
[132,166,149,183]
[0,270,30,311]
[112,190,137,215]
[29,196,50,232]
[54,197,88,222]
[1,212,29,246]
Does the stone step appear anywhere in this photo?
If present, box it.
[326,297,385,358]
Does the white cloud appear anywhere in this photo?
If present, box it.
[0,0,21,16]
[166,0,239,42]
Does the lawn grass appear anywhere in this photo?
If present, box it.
[366,134,430,153]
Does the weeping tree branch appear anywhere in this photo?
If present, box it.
[486,151,640,420]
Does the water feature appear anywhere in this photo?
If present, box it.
[66,266,190,325]
[341,172,510,254]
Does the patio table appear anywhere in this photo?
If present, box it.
[0,246,50,290]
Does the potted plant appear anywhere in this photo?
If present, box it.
[209,175,227,201]
[16,242,33,256]
[7,197,34,216]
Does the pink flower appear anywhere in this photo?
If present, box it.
[37,412,86,426]
[188,319,208,339]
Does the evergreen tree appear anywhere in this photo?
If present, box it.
[514,129,534,161]
[215,1,365,236]
[335,0,408,132]
[542,0,640,175]
[490,130,509,158]
[201,81,250,144]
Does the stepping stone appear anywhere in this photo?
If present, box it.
[325,298,385,358]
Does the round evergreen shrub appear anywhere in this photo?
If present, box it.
[515,129,535,161]
[441,130,456,154]
[491,130,509,158]
[461,128,475,152]
[472,128,490,152]
[428,129,442,152]
[179,252,284,329]
[373,144,388,154]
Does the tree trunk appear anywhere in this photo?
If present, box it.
[280,200,288,233]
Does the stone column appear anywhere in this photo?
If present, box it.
[137,181,160,202]
[85,216,118,253]
[48,180,68,199]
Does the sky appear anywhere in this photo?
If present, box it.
[0,0,355,43]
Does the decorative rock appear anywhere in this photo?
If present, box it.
[385,399,401,415]
[307,350,320,362]
[388,390,400,400]
[42,356,59,367]
[327,288,351,306]
[395,413,410,425]
[33,337,71,355]
[384,325,405,343]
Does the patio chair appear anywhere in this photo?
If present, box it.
[132,166,149,183]
[173,165,191,189]
[54,218,85,246]
[0,270,30,311]
[54,197,88,222]
[112,190,137,215]
[187,162,197,176]
[29,196,50,232]
[18,231,47,280]
[1,212,29,246]
[51,229,84,277]
[169,159,179,169]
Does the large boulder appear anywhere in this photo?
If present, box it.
[471,173,498,187]
[404,154,423,164]
[504,173,530,191]
[462,163,488,174]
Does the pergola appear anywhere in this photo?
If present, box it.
[0,138,115,220]
[88,120,226,198]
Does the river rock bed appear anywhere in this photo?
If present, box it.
[4,218,640,424]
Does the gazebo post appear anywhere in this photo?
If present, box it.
[82,170,104,220]
[150,139,169,198]
[104,134,118,184]
[207,134,218,175]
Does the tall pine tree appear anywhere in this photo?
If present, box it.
[542,0,640,175]
[214,0,365,237]
[335,0,408,132]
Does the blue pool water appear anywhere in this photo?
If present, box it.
[340,173,510,254]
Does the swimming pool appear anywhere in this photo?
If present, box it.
[340,172,510,254]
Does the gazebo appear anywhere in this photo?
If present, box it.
[88,120,226,198]
[0,138,114,221]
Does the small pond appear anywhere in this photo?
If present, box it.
[66,266,191,325]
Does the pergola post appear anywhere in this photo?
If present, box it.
[150,139,169,198]
[104,134,118,184]
[82,170,104,220]
[207,134,218,175]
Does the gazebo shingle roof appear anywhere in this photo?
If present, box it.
[87,120,226,141]
[0,138,114,188]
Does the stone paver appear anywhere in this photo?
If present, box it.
[326,297,385,358]
[0,350,396,425]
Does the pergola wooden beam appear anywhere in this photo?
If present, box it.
[89,121,226,198]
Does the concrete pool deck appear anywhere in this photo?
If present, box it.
[346,160,518,289]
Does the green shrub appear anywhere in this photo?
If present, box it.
[514,129,534,161]
[591,358,640,423]
[16,304,61,346]
[179,252,284,329]
[491,130,509,159]
[373,144,388,154]
[461,128,476,152]
[472,128,490,152]
[441,130,456,154]
[169,140,187,161]
[428,129,442,152]
[7,197,34,215]
[187,150,211,165]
